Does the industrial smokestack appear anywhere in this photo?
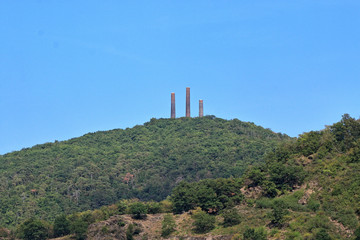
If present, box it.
[199,100,203,117]
[171,92,175,119]
[186,87,190,117]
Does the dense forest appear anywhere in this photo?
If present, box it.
[0,116,290,227]
[2,114,360,239]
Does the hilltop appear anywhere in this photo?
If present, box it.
[0,116,289,227]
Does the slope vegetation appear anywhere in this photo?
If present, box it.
[0,116,289,227]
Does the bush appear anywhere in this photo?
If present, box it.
[161,214,176,237]
[307,199,320,212]
[222,208,241,227]
[192,210,216,233]
[256,198,274,209]
[116,201,128,214]
[70,218,88,240]
[270,200,289,227]
[354,226,360,240]
[126,223,141,240]
[243,227,267,240]
[262,180,278,198]
[314,228,332,240]
[146,201,162,214]
[128,202,147,219]
[126,224,134,240]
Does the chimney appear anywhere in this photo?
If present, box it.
[199,100,203,117]
[186,87,190,117]
[171,92,175,119]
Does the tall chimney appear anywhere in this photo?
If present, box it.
[186,87,190,117]
[171,92,175,119]
[199,100,203,117]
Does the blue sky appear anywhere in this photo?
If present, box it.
[1,1,360,154]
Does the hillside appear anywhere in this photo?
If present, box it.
[0,116,290,227]
[63,114,360,239]
[1,115,360,239]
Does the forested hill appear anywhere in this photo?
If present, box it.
[0,116,290,227]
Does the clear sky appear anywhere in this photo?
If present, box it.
[1,1,360,154]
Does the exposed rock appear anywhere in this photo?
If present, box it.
[329,217,354,238]
[298,188,314,205]
[240,186,263,199]
[168,236,232,240]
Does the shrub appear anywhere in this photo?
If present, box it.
[70,218,88,240]
[161,214,176,237]
[128,202,147,219]
[146,201,162,214]
[126,223,141,240]
[243,227,267,240]
[306,214,331,232]
[354,226,360,240]
[116,201,127,214]
[262,180,278,198]
[222,208,241,227]
[270,200,289,227]
[126,224,134,240]
[314,228,332,240]
[307,199,320,212]
[256,198,273,209]
[192,210,216,233]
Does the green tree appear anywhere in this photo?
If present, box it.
[171,181,196,214]
[222,208,241,227]
[128,202,147,219]
[70,218,88,240]
[243,227,267,240]
[270,200,289,227]
[192,210,216,233]
[53,214,70,237]
[18,218,49,240]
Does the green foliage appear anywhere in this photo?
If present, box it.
[69,218,88,240]
[268,161,306,191]
[161,214,176,237]
[221,208,241,227]
[262,180,278,198]
[314,228,332,240]
[128,202,147,219]
[307,198,320,212]
[145,201,162,214]
[53,214,70,237]
[126,224,134,240]
[354,226,360,240]
[171,178,243,214]
[297,131,322,156]
[126,223,141,240]
[0,117,288,227]
[17,218,49,240]
[270,200,289,227]
[192,210,216,233]
[243,227,267,240]
[116,200,128,214]
[330,114,360,151]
